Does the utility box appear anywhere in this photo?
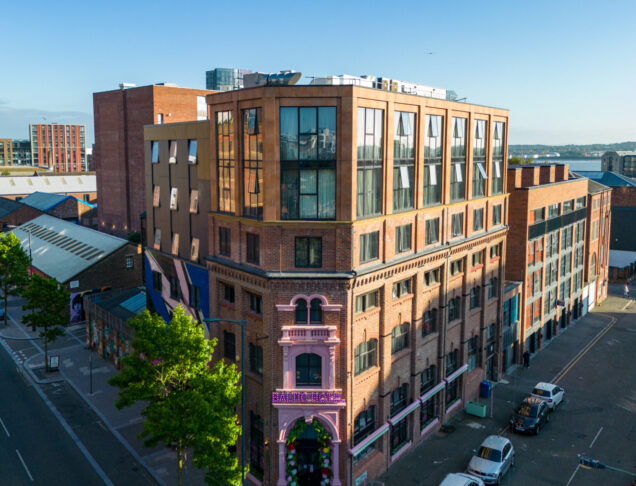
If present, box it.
[480,380,493,398]
[466,400,487,418]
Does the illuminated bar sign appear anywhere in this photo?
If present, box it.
[272,391,344,404]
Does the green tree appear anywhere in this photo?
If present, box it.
[0,232,30,327]
[109,307,242,486]
[22,275,67,371]
[509,156,533,165]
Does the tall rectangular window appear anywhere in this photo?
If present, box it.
[295,237,322,268]
[450,118,466,201]
[472,120,487,197]
[247,292,262,315]
[217,111,235,214]
[246,232,260,265]
[151,141,159,163]
[189,190,199,214]
[493,204,502,225]
[426,218,439,245]
[357,108,384,218]
[451,213,464,238]
[424,115,443,206]
[281,107,336,220]
[393,111,415,211]
[467,336,478,371]
[491,122,504,194]
[473,208,484,231]
[355,290,379,313]
[360,231,379,263]
[169,188,178,210]
[395,224,412,253]
[169,140,177,164]
[249,344,263,377]
[188,139,198,164]
[249,412,264,478]
[219,227,231,257]
[224,330,236,360]
[242,108,263,219]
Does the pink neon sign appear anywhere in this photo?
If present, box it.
[272,391,344,404]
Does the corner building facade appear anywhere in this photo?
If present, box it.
[150,84,510,485]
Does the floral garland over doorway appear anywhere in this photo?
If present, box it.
[285,418,333,485]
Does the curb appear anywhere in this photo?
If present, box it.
[23,353,65,384]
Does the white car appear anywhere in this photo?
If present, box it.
[440,472,485,486]
[531,382,565,410]
[466,435,515,485]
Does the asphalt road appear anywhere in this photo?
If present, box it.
[0,344,103,486]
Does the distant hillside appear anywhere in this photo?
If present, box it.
[509,142,636,159]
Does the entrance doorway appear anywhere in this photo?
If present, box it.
[288,420,328,486]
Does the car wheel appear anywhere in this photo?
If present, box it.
[495,474,501,485]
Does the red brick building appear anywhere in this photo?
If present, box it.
[29,124,86,172]
[147,78,510,485]
[93,84,214,237]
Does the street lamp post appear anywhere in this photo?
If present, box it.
[203,317,248,486]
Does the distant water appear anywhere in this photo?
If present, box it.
[531,158,601,171]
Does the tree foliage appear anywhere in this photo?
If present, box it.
[0,232,30,327]
[108,307,242,486]
[22,274,67,371]
[508,156,533,165]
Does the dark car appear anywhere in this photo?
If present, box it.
[510,396,550,435]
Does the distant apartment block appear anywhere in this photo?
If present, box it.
[0,139,12,166]
[12,139,31,165]
[205,67,252,91]
[29,123,86,172]
[601,151,636,178]
[92,83,214,237]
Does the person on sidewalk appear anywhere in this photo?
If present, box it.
[523,351,530,368]
[625,283,630,300]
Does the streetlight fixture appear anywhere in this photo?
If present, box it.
[578,454,636,478]
[203,317,248,486]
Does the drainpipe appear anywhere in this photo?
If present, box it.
[348,269,357,486]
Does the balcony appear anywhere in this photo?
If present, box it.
[279,325,339,345]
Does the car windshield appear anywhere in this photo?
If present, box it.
[533,388,549,397]
[516,404,539,418]
[477,446,502,462]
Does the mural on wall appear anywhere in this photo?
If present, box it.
[144,250,210,324]
[70,286,111,324]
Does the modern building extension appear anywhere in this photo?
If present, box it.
[29,123,86,172]
[146,75,510,486]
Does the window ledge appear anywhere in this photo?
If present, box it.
[354,365,380,382]
[471,264,484,272]
[390,440,412,463]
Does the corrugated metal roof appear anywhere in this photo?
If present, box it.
[20,192,70,211]
[0,175,96,196]
[574,171,636,187]
[10,214,128,283]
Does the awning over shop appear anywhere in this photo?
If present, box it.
[387,400,421,426]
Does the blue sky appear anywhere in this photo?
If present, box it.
[1,0,634,146]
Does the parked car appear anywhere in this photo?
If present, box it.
[531,382,565,410]
[466,435,514,485]
[510,396,550,435]
[440,472,485,486]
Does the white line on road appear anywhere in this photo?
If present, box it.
[0,416,10,436]
[565,464,580,486]
[589,426,603,449]
[16,449,34,482]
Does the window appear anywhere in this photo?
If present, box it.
[169,140,177,164]
[491,122,504,194]
[224,331,235,360]
[467,336,479,371]
[247,292,262,315]
[548,203,560,218]
[168,276,179,299]
[169,187,178,210]
[591,220,599,240]
[249,412,264,477]
[294,297,323,324]
[152,270,162,291]
[295,299,307,323]
[217,110,235,214]
[531,208,545,224]
[189,284,201,310]
[422,308,437,336]
[563,199,574,213]
[220,282,235,303]
[190,238,200,261]
[281,107,336,220]
[446,349,459,375]
[469,286,481,309]
[393,111,415,211]
[242,108,263,218]
[355,290,379,313]
[249,343,263,376]
[360,231,379,263]
[157,113,163,124]
[151,141,159,163]
[171,232,179,255]
[189,190,199,214]
[490,244,501,259]
[424,115,443,206]
[590,253,596,276]
[296,353,321,387]
[473,208,484,231]
[420,365,436,394]
[448,296,462,321]
[152,185,160,207]
[492,204,502,225]
[83,194,90,202]
[576,196,586,209]
[153,228,161,250]
[472,120,487,198]
[425,218,439,245]
[219,227,231,257]
[354,406,376,459]
[395,224,412,253]
[246,232,259,265]
[390,383,409,416]
[392,278,411,298]
[488,277,498,299]
[390,384,409,454]
[424,269,439,286]
[451,213,464,237]
[450,117,467,201]
[357,108,384,217]
[391,322,410,354]
[295,237,322,268]
[450,259,463,276]
[354,339,377,375]
[472,250,484,267]
[188,140,198,164]
[125,255,134,269]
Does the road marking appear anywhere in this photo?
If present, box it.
[621,300,632,311]
[565,464,580,486]
[552,315,617,384]
[16,449,34,482]
[0,416,10,436]
[589,426,603,449]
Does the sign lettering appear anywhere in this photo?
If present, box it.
[272,391,344,404]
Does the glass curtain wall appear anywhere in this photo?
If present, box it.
[216,111,235,213]
[491,122,504,194]
[242,108,263,218]
[423,115,443,206]
[472,119,487,197]
[357,108,384,218]
[280,107,336,220]
[450,118,466,202]
[393,112,415,211]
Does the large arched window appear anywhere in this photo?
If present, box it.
[591,253,597,277]
[310,298,322,323]
[295,299,307,323]
[295,353,322,386]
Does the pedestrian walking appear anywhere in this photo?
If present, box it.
[624,283,630,300]
[523,351,530,368]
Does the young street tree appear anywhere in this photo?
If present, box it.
[109,307,242,486]
[22,274,67,371]
[0,232,30,327]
